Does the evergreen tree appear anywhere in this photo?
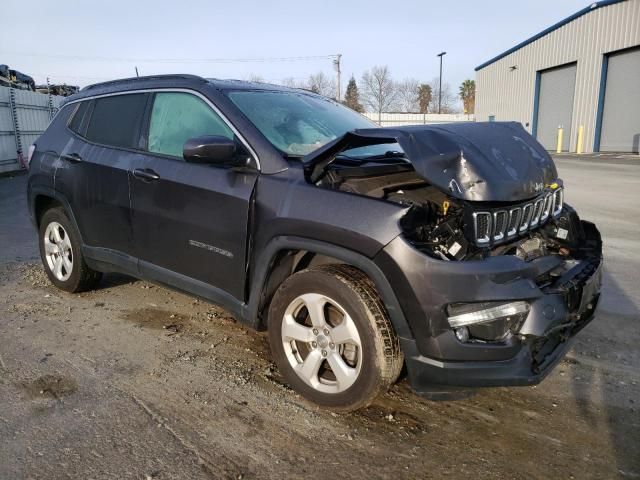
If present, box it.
[343,76,364,113]
[417,84,432,114]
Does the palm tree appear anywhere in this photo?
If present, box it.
[459,79,475,115]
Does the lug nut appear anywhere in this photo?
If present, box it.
[311,341,317,348]
[329,342,335,349]
[312,328,318,335]
[321,350,327,357]
[323,328,330,335]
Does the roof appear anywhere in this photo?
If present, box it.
[65,74,313,105]
[475,0,627,71]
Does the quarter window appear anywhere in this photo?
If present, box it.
[148,92,234,158]
[85,93,148,149]
[68,101,90,135]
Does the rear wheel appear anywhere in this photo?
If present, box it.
[39,207,102,293]
[268,264,403,412]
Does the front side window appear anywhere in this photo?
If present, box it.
[85,93,148,148]
[227,90,379,156]
[148,92,234,158]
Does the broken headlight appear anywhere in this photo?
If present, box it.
[447,301,530,342]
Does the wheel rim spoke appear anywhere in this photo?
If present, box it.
[295,349,323,385]
[62,254,73,273]
[327,352,358,390]
[330,314,361,346]
[298,293,327,328]
[53,256,64,279]
[282,314,315,342]
[61,235,72,251]
[52,226,63,243]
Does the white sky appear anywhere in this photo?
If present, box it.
[2,0,589,91]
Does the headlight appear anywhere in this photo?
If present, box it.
[447,301,530,342]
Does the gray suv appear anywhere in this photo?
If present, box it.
[27,74,602,411]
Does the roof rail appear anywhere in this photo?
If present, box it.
[81,74,204,91]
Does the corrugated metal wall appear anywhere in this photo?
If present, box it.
[363,112,475,127]
[0,87,64,174]
[475,0,640,152]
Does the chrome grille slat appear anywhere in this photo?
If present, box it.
[540,193,553,223]
[552,188,564,216]
[507,208,521,237]
[473,212,492,245]
[493,211,508,241]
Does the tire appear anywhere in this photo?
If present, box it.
[267,264,403,412]
[38,207,102,293]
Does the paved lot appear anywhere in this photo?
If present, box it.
[1,156,639,479]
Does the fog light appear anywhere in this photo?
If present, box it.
[447,301,530,328]
[454,326,470,342]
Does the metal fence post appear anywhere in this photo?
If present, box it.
[8,87,25,169]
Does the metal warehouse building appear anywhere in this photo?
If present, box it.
[475,0,640,153]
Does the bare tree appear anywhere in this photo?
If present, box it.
[361,66,397,122]
[428,77,458,114]
[246,73,265,83]
[279,77,304,89]
[396,78,420,113]
[306,72,336,98]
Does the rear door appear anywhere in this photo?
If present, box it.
[54,93,149,257]
[129,91,258,299]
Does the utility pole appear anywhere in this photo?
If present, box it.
[333,54,342,101]
[437,51,446,114]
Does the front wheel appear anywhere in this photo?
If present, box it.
[267,265,403,412]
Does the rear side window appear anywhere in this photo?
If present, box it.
[85,93,148,149]
[68,101,90,134]
[148,92,234,157]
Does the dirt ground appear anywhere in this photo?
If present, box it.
[1,155,639,479]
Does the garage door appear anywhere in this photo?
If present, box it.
[599,48,640,153]
[535,63,577,151]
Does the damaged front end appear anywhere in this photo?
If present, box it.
[304,122,603,389]
[305,121,568,263]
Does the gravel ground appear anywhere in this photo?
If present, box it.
[1,156,639,479]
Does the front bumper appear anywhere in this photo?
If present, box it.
[375,219,602,393]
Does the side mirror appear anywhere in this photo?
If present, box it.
[183,135,242,166]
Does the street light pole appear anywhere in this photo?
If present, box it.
[437,51,446,114]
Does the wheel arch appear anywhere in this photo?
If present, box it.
[29,187,84,244]
[244,236,413,342]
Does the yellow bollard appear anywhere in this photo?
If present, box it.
[556,126,564,153]
[576,125,584,154]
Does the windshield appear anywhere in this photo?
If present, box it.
[227,90,399,157]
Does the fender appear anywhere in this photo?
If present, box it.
[242,235,414,340]
[28,185,84,244]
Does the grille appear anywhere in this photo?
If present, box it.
[472,188,563,247]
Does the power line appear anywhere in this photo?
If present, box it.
[0,51,340,64]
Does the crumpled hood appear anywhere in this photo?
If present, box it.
[303,122,558,202]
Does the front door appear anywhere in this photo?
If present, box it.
[129,91,257,300]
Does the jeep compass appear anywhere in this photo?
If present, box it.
[27,75,603,411]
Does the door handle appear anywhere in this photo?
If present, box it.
[132,168,160,181]
[61,152,83,163]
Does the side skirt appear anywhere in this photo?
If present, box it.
[83,245,247,324]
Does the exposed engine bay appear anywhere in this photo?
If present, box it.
[319,164,595,264]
